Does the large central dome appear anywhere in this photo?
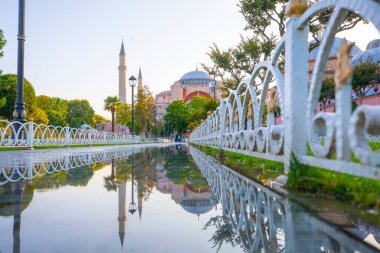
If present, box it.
[179,70,213,86]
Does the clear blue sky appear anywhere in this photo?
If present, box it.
[0,1,378,118]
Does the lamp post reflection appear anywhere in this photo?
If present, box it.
[128,155,137,215]
[11,180,25,253]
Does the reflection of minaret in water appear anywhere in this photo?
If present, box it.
[118,182,127,248]
[11,180,25,253]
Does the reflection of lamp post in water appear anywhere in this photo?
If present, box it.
[128,155,137,215]
[11,180,25,253]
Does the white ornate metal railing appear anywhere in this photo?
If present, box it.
[0,120,142,148]
[189,146,380,253]
[189,0,380,180]
[0,144,166,185]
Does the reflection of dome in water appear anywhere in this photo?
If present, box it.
[308,37,362,60]
[180,199,217,215]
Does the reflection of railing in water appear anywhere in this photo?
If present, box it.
[0,145,152,185]
[189,146,379,253]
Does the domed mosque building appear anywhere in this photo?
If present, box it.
[305,37,380,113]
[155,68,222,121]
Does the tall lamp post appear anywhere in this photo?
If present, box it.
[13,0,27,125]
[209,76,216,100]
[129,76,137,136]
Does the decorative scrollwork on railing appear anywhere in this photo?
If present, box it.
[189,146,380,253]
[189,0,380,180]
[0,120,141,148]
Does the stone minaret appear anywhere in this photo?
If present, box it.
[119,41,127,104]
[138,66,143,92]
[118,181,127,248]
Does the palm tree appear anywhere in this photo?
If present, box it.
[104,96,120,133]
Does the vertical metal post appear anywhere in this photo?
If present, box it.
[284,17,309,173]
[13,0,27,123]
[131,86,135,136]
[27,121,33,149]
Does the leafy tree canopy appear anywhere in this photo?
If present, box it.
[164,100,190,135]
[319,77,335,112]
[203,0,365,93]
[116,103,131,126]
[67,99,94,128]
[0,30,6,75]
[352,61,380,104]
[0,74,36,120]
[93,114,110,125]
[134,85,155,136]
[36,95,68,126]
[187,96,219,131]
[29,107,49,125]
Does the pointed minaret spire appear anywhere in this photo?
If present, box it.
[138,66,143,91]
[118,40,127,103]
[138,66,142,79]
[120,39,126,55]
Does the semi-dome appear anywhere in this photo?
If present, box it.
[179,70,214,86]
[309,37,362,60]
[352,47,380,66]
[366,39,380,50]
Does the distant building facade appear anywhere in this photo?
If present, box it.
[155,69,223,121]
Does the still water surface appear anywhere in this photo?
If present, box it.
[0,144,378,253]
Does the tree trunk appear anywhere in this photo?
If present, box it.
[359,96,363,105]
[111,110,115,133]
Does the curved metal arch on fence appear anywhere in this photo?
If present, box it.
[190,0,380,179]
[0,120,140,148]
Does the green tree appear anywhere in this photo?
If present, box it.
[103,96,120,133]
[319,77,335,112]
[352,61,380,105]
[116,103,131,126]
[35,95,68,126]
[0,30,6,74]
[202,37,264,94]
[93,114,110,126]
[203,0,365,95]
[134,85,155,136]
[0,74,36,120]
[187,96,219,130]
[164,100,190,135]
[67,99,94,128]
[239,0,366,52]
[29,108,49,125]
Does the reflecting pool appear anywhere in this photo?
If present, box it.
[0,144,379,253]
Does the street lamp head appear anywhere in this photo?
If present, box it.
[129,75,137,87]
[129,202,137,214]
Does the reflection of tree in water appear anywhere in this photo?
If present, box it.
[165,148,209,189]
[203,215,243,252]
[32,165,96,189]
[0,182,33,217]
[103,147,168,202]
